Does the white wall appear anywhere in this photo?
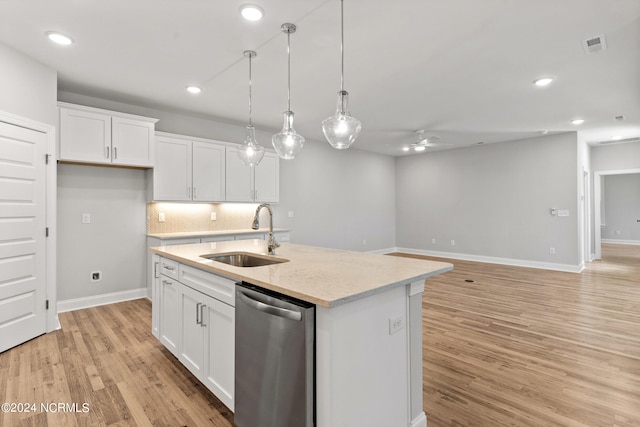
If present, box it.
[0,42,57,125]
[591,140,640,171]
[57,164,148,300]
[395,132,581,269]
[602,173,640,243]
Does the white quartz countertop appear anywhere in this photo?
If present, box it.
[147,228,289,239]
[150,240,453,307]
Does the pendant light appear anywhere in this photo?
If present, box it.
[321,0,361,149]
[238,50,265,167]
[272,23,305,159]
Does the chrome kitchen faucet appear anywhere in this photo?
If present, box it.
[252,203,280,255]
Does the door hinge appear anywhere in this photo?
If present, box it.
[46,300,49,310]
[45,227,49,237]
[45,154,51,164]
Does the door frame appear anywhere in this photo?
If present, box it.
[593,168,640,259]
[0,110,58,332]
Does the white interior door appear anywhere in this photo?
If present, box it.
[0,121,47,353]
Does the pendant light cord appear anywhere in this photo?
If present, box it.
[340,0,344,92]
[248,54,253,126]
[287,31,291,112]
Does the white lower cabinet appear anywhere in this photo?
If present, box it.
[156,257,235,411]
[159,274,181,357]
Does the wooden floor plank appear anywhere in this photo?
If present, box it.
[0,243,638,426]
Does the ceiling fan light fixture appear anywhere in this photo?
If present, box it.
[240,4,264,21]
[571,118,585,125]
[414,145,426,152]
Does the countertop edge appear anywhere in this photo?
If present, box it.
[147,228,290,239]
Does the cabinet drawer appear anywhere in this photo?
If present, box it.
[159,257,180,280]
[179,264,235,306]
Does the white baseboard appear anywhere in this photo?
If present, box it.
[57,288,148,313]
[392,247,584,273]
[602,239,640,245]
[410,412,427,427]
[366,247,397,255]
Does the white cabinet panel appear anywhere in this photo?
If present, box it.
[111,116,154,167]
[192,141,225,201]
[151,255,160,338]
[159,275,181,357]
[58,103,157,167]
[152,133,225,202]
[154,136,192,201]
[180,284,206,379]
[226,148,279,203]
[59,107,111,163]
[203,295,235,411]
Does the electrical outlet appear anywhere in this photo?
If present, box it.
[389,317,403,335]
[362,239,367,246]
[432,238,436,244]
[210,212,217,221]
[451,239,456,246]
[550,247,556,255]
[82,213,91,224]
[288,211,294,218]
[91,271,102,282]
[159,212,165,222]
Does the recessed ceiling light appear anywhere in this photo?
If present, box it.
[611,135,622,140]
[414,145,426,152]
[402,146,410,152]
[186,85,202,94]
[46,31,73,45]
[570,118,585,125]
[533,76,554,87]
[240,4,264,21]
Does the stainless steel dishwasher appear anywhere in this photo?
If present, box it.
[235,282,315,427]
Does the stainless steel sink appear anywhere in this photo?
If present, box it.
[201,252,289,267]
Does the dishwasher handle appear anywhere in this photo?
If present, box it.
[238,290,302,321]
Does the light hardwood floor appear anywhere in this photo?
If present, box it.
[1,243,638,426]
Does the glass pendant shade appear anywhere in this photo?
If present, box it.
[238,124,265,166]
[321,90,361,149]
[272,110,304,159]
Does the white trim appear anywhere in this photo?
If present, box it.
[366,247,397,255]
[594,168,640,259]
[393,247,584,273]
[409,412,427,427]
[602,239,640,246]
[57,288,148,313]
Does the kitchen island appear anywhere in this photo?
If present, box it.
[150,239,452,427]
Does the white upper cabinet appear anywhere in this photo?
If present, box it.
[58,102,157,168]
[153,132,226,202]
[226,148,279,203]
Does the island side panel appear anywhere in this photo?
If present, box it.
[316,285,410,427]
[408,280,428,427]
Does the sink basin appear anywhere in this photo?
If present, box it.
[201,252,289,267]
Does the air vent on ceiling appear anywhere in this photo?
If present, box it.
[583,34,607,54]
[597,137,640,145]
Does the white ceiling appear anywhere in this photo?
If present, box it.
[1,0,639,156]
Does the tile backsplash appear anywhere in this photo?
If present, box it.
[147,202,261,234]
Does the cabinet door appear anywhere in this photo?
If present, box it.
[180,285,205,379]
[151,255,161,338]
[159,276,181,357]
[225,147,254,202]
[111,116,155,167]
[255,151,280,202]
[203,295,235,411]
[193,141,225,201]
[59,107,111,163]
[154,136,192,201]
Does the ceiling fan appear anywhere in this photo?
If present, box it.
[408,130,452,152]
